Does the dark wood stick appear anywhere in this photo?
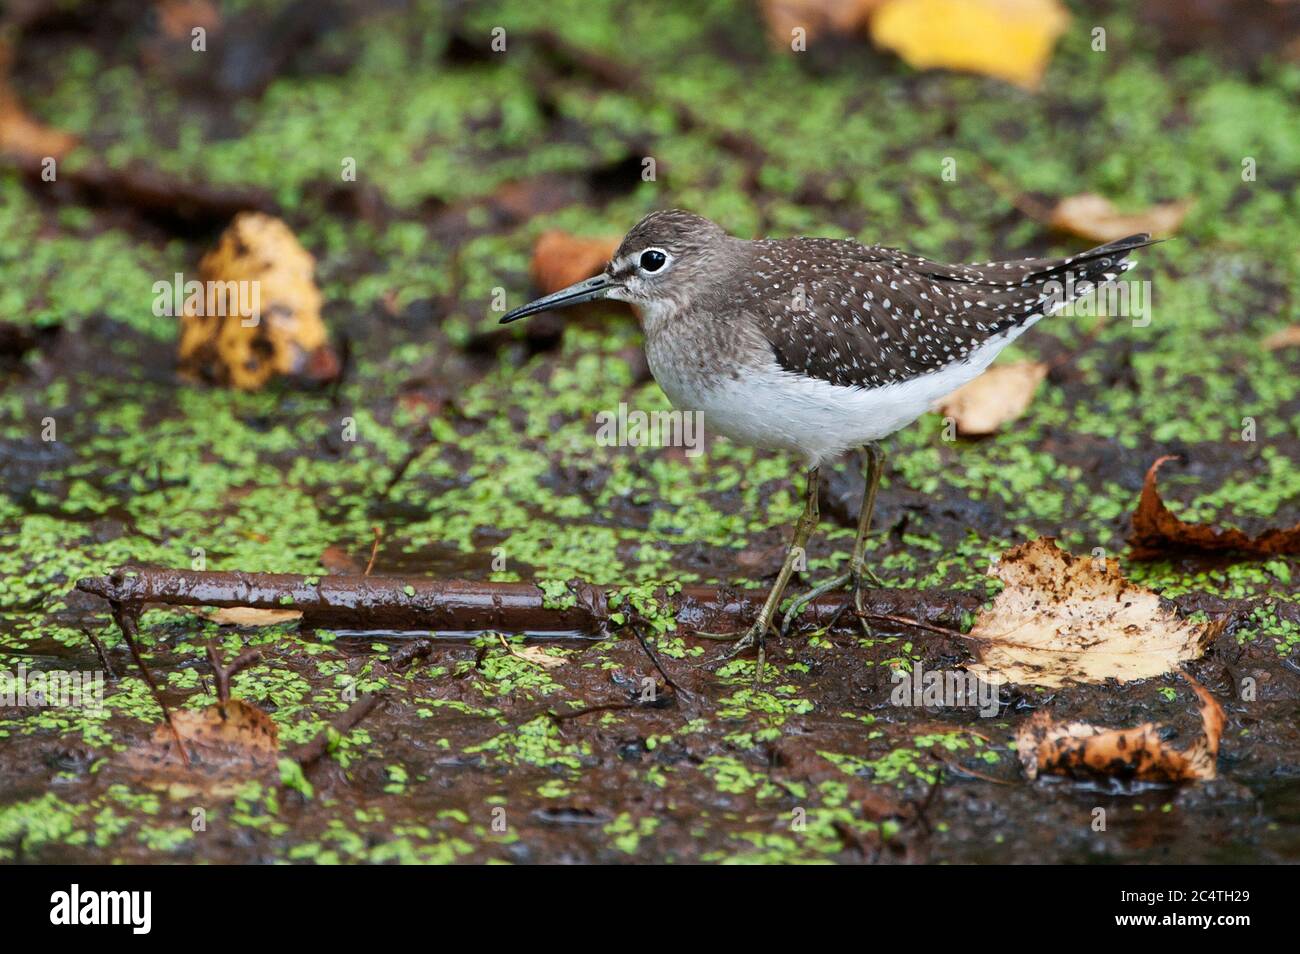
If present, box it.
[77,567,974,635]
[289,694,381,767]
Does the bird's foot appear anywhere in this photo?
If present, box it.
[695,620,773,686]
[781,564,883,637]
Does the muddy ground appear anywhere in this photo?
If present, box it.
[1,0,1298,863]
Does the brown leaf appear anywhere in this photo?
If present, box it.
[320,545,364,575]
[207,606,303,627]
[177,212,339,391]
[1048,192,1192,242]
[155,0,221,41]
[870,0,1070,90]
[1129,455,1300,559]
[1016,671,1224,783]
[122,699,280,786]
[933,361,1047,436]
[758,0,882,47]
[0,82,78,163]
[1263,326,1300,351]
[530,231,621,295]
[966,537,1222,688]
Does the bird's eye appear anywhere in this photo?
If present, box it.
[639,249,667,272]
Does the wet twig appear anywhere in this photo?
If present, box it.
[76,566,1265,648]
[205,644,262,711]
[109,600,189,767]
[80,626,117,681]
[364,526,382,576]
[289,694,382,767]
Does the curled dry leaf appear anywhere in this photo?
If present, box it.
[1129,455,1300,560]
[758,0,883,47]
[870,0,1071,90]
[966,537,1223,688]
[122,699,279,789]
[177,212,340,390]
[932,361,1047,436]
[1016,671,1224,783]
[207,606,303,627]
[530,230,621,295]
[1048,192,1191,243]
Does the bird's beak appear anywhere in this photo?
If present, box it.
[499,273,619,324]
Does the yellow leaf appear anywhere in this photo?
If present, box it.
[178,213,339,391]
[870,0,1070,89]
[966,537,1222,688]
[511,645,567,669]
[207,606,303,627]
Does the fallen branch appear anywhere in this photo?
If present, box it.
[76,566,977,635]
[76,565,1287,646]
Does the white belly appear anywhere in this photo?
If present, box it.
[646,318,1037,468]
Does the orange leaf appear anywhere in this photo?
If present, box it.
[1016,671,1224,783]
[530,231,621,295]
[1129,455,1300,560]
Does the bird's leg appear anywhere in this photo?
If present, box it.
[781,442,886,635]
[718,467,821,682]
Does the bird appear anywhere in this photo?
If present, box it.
[500,210,1151,679]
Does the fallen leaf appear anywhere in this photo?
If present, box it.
[530,230,621,295]
[1129,455,1300,559]
[933,361,1047,436]
[966,537,1223,688]
[207,606,303,627]
[121,699,280,788]
[155,0,221,41]
[1263,326,1300,351]
[177,212,339,390]
[870,0,1070,90]
[1016,671,1223,783]
[0,68,78,163]
[320,545,364,575]
[1048,192,1192,242]
[758,0,883,47]
[509,643,567,669]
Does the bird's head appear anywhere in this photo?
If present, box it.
[499,210,734,327]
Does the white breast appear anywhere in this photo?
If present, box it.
[645,313,1040,468]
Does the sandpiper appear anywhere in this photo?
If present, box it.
[501,210,1149,673]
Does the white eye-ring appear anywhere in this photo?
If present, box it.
[637,248,669,273]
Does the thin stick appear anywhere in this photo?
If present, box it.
[364,526,382,576]
[205,644,262,710]
[290,694,381,767]
[111,601,189,767]
[80,626,117,680]
[631,623,691,702]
